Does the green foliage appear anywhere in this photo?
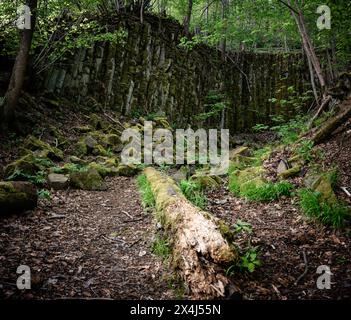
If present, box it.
[233,219,252,234]
[180,179,206,209]
[38,189,51,200]
[226,245,261,276]
[299,189,350,228]
[137,174,156,208]
[242,181,294,202]
[271,115,308,144]
[252,124,270,132]
[152,235,171,260]
[229,173,294,202]
[7,169,47,186]
[194,90,228,123]
[296,139,314,162]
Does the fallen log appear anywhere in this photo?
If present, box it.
[312,97,351,144]
[144,167,236,299]
[0,181,38,215]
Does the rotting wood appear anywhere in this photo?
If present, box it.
[144,167,236,299]
[311,98,351,144]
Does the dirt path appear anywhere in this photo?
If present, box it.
[207,184,351,300]
[0,177,174,299]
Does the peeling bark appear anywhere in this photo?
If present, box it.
[144,167,236,299]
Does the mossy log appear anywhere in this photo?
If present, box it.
[144,167,236,299]
[0,181,38,214]
[312,98,351,144]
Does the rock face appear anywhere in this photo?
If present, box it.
[48,174,69,190]
[0,181,38,214]
[39,14,308,133]
[70,168,105,191]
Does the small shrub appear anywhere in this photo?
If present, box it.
[299,189,350,228]
[38,189,51,200]
[137,174,155,208]
[241,181,294,202]
[233,219,252,234]
[226,246,261,276]
[180,179,207,209]
[297,139,314,162]
[152,235,171,260]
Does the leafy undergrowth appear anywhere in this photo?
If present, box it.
[137,174,156,208]
[299,189,350,228]
[179,179,207,209]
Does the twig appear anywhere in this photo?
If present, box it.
[295,249,308,285]
[122,210,134,220]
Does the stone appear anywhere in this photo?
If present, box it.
[277,159,290,174]
[23,135,64,161]
[48,173,69,190]
[74,126,92,133]
[69,156,88,165]
[0,181,38,214]
[278,166,301,179]
[4,154,42,179]
[171,166,188,183]
[229,146,250,160]
[116,164,139,177]
[304,174,337,203]
[191,175,221,189]
[70,168,105,191]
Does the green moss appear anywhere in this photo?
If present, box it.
[229,166,293,201]
[73,141,88,157]
[190,175,220,189]
[117,164,139,177]
[278,165,301,179]
[24,135,64,161]
[70,168,105,191]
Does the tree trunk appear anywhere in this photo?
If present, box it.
[1,0,38,128]
[144,167,236,299]
[219,0,229,61]
[312,97,351,144]
[183,0,193,37]
[285,0,326,90]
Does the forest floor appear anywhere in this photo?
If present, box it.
[0,177,176,300]
[0,95,350,300]
[1,173,350,300]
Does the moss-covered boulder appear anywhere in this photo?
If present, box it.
[24,135,64,161]
[229,166,267,194]
[190,175,221,189]
[304,174,337,203]
[70,168,105,191]
[89,114,108,130]
[116,164,139,177]
[49,126,68,147]
[0,181,38,214]
[73,140,88,157]
[69,156,88,165]
[4,154,42,179]
[229,146,250,160]
[74,125,92,133]
[278,166,301,179]
[73,135,109,157]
